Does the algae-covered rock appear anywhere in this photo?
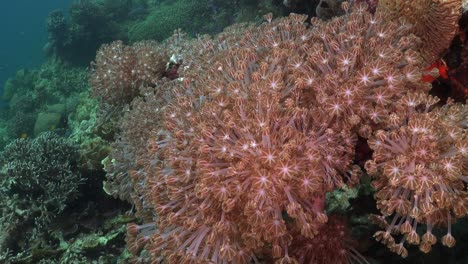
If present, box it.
[0,122,9,150]
[5,111,36,139]
[3,78,18,102]
[325,185,360,214]
[1,60,89,143]
[78,136,111,171]
[50,213,130,264]
[46,103,66,114]
[34,112,62,136]
[2,69,36,101]
[68,94,112,171]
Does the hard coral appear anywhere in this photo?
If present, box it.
[46,9,68,44]
[45,1,118,65]
[128,0,213,42]
[0,132,81,259]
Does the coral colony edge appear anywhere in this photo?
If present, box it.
[0,0,466,263]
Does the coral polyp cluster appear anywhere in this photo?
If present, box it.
[90,40,168,105]
[87,1,466,263]
[367,94,467,256]
[148,52,359,261]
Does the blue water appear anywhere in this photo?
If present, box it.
[0,0,74,108]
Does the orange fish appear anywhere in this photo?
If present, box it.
[422,75,437,83]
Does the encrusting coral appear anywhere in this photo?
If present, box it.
[89,1,466,263]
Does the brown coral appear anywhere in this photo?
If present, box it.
[300,3,430,137]
[290,216,368,264]
[92,1,467,263]
[366,93,468,256]
[138,11,372,263]
[135,3,439,262]
[378,0,463,63]
[316,0,346,19]
[90,40,168,105]
[102,30,223,204]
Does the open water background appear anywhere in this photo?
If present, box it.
[0,0,74,108]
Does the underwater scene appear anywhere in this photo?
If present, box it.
[0,0,467,263]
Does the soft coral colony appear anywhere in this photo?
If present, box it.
[90,1,467,263]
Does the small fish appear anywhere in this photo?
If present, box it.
[421,75,436,83]
[21,133,28,139]
[422,59,449,83]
